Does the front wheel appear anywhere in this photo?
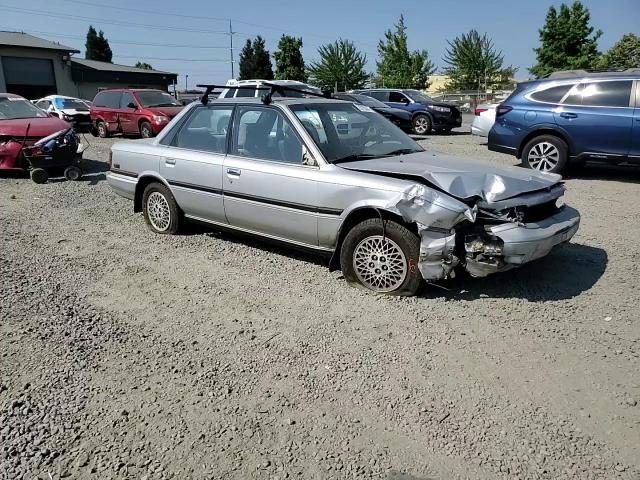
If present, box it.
[340,218,422,296]
[142,183,181,234]
[522,135,568,174]
[412,114,432,135]
[140,121,153,138]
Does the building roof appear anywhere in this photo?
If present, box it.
[0,31,79,53]
[71,58,175,75]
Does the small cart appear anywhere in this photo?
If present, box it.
[22,128,84,184]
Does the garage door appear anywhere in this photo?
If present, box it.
[2,56,57,99]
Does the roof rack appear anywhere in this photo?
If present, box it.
[196,82,330,106]
[545,68,640,79]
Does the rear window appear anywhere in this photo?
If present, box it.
[563,80,633,108]
[530,84,574,104]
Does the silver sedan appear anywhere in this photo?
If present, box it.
[106,96,580,296]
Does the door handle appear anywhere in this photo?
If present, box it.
[165,158,176,166]
[226,167,241,177]
[560,112,578,119]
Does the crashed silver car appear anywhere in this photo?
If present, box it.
[106,90,580,296]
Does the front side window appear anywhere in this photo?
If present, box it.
[563,81,633,107]
[172,107,232,153]
[367,91,389,102]
[290,103,423,163]
[389,91,409,103]
[404,90,434,103]
[233,107,303,164]
[120,92,137,109]
[530,84,574,104]
[0,97,49,120]
[137,91,180,107]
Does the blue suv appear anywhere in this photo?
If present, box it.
[352,88,462,135]
[488,70,640,174]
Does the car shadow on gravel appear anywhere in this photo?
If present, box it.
[566,163,640,184]
[47,159,109,185]
[422,242,607,302]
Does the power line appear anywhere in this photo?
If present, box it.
[114,55,228,62]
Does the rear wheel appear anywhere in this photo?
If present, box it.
[522,135,568,174]
[96,121,108,138]
[412,114,432,135]
[140,121,153,138]
[340,218,422,296]
[142,183,180,234]
[30,168,48,184]
[64,165,82,181]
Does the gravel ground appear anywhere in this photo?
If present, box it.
[1,120,639,480]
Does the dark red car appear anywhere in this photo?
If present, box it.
[0,93,70,172]
[90,88,183,139]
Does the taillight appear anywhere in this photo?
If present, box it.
[474,108,488,116]
[107,150,113,169]
[496,105,513,117]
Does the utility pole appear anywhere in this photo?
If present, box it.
[185,74,189,92]
[228,19,236,79]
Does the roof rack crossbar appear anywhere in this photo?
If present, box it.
[196,82,330,105]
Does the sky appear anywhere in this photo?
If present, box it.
[1,0,639,89]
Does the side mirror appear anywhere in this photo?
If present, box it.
[302,145,318,167]
[127,102,137,109]
[400,97,410,104]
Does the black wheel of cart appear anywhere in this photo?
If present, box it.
[30,168,49,184]
[64,165,82,181]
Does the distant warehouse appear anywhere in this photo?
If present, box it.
[0,31,177,100]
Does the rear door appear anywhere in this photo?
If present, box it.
[554,79,634,159]
[158,105,233,223]
[118,91,138,135]
[222,105,319,246]
[631,80,640,161]
[94,91,121,134]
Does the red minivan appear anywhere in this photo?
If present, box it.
[90,88,183,138]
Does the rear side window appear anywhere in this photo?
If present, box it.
[530,84,574,104]
[563,81,633,107]
[235,88,256,98]
[94,91,121,108]
[172,107,232,153]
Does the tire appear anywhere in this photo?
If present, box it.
[412,114,432,135]
[142,182,180,234]
[340,218,422,296]
[30,168,49,184]
[139,121,153,138]
[64,165,82,181]
[96,121,109,138]
[522,135,568,174]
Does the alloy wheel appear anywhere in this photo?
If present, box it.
[528,142,560,172]
[353,235,408,292]
[146,191,171,231]
[413,116,430,135]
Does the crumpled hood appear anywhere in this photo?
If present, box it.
[0,116,70,137]
[339,151,562,204]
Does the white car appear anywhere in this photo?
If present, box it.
[218,79,322,99]
[471,103,497,137]
[33,95,92,132]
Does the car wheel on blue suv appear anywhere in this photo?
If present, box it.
[412,114,432,135]
[522,135,568,174]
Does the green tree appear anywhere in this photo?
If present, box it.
[530,1,601,78]
[238,36,274,80]
[307,39,368,91]
[85,25,112,63]
[134,61,153,70]
[274,35,306,81]
[375,15,436,89]
[599,33,640,70]
[443,29,515,91]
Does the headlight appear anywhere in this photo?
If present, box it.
[63,114,73,121]
[430,106,451,113]
[153,115,169,123]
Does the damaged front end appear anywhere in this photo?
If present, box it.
[389,182,580,282]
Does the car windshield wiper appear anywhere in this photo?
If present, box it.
[380,148,421,157]
[331,153,380,164]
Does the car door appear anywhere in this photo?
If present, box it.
[631,80,640,161]
[119,91,138,135]
[387,91,412,112]
[157,105,233,223]
[223,105,319,247]
[554,79,634,159]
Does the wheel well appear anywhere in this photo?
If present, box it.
[518,129,571,159]
[139,118,151,129]
[412,111,432,122]
[134,175,162,212]
[328,207,417,271]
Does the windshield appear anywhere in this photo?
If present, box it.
[53,97,89,111]
[0,97,49,120]
[137,91,181,108]
[289,103,423,163]
[405,90,434,103]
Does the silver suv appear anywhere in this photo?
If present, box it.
[106,93,580,295]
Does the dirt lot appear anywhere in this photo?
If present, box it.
[2,124,639,479]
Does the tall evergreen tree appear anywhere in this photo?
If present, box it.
[443,30,515,91]
[85,26,112,63]
[376,15,435,89]
[530,1,601,78]
[599,33,640,70]
[238,36,273,80]
[135,61,153,70]
[307,39,368,91]
[274,35,306,81]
